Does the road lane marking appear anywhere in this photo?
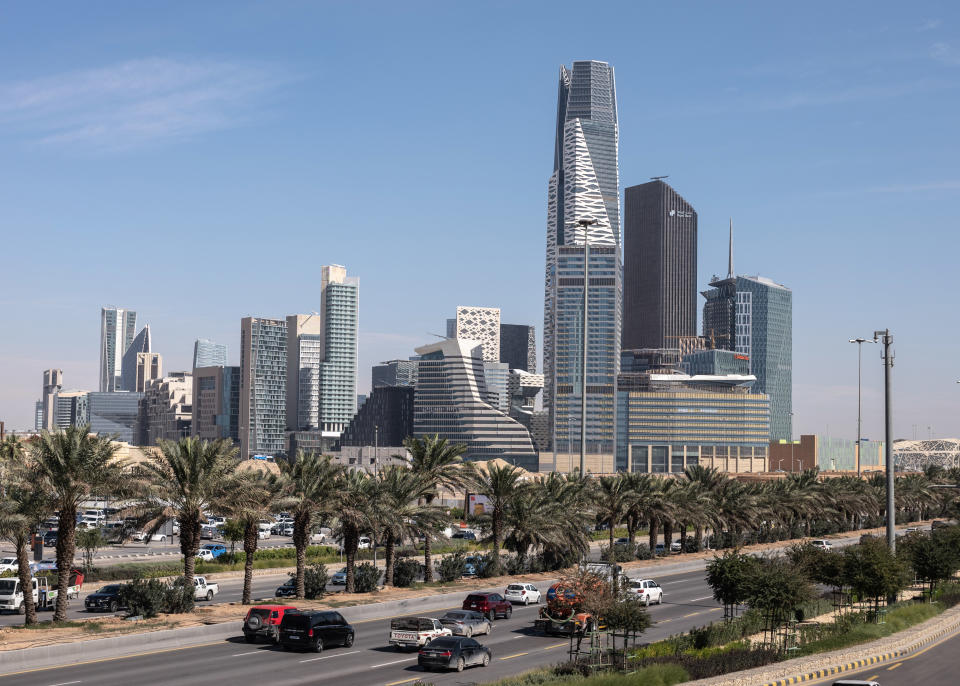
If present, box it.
[230,651,262,656]
[384,678,420,686]
[867,675,878,681]
[48,681,82,686]
[887,662,903,670]
[0,641,225,678]
[300,650,361,663]
[544,643,567,650]
[500,652,529,660]
[690,595,714,601]
[683,612,702,618]
[371,657,417,668]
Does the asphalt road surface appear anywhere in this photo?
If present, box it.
[0,569,722,686]
[807,627,960,686]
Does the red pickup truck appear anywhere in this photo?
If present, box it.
[462,592,512,621]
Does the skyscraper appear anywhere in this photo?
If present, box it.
[543,60,621,469]
[193,339,228,369]
[42,368,63,430]
[87,391,142,443]
[500,324,536,372]
[372,359,418,388]
[54,391,88,429]
[239,317,287,459]
[622,180,698,350]
[192,365,240,443]
[447,307,501,363]
[121,326,152,392]
[286,313,323,431]
[34,400,43,431]
[134,353,163,392]
[100,307,137,392]
[318,265,359,436]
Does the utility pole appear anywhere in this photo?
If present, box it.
[874,329,895,551]
[849,337,877,477]
[374,425,379,476]
[577,218,597,477]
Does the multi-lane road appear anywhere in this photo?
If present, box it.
[0,569,724,686]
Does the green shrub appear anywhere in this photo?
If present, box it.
[352,563,380,593]
[166,578,196,614]
[392,557,419,588]
[303,562,329,599]
[600,543,635,563]
[438,550,467,582]
[472,552,501,578]
[119,578,168,619]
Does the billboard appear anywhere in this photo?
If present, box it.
[467,494,491,517]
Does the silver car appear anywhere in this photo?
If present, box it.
[437,610,492,637]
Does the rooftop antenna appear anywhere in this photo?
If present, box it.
[727,217,735,279]
[650,175,669,181]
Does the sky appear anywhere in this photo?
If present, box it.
[0,1,958,441]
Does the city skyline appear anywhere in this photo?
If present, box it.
[1,3,958,441]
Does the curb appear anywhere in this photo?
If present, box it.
[758,608,960,686]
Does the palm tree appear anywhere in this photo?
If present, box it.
[503,480,589,570]
[332,469,375,593]
[594,475,628,551]
[403,435,466,582]
[276,452,342,598]
[0,457,50,624]
[224,466,283,604]
[645,477,675,554]
[467,462,524,575]
[30,426,124,621]
[372,467,442,586]
[132,437,241,590]
[0,435,25,498]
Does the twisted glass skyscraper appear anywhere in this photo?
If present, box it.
[543,61,621,471]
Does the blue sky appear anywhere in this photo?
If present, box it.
[1,1,957,440]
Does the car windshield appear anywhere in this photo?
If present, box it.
[99,585,120,594]
[443,612,467,620]
[281,579,295,587]
[0,580,16,592]
[0,558,15,565]
[506,584,523,591]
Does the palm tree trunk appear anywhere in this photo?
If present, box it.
[608,522,615,552]
[423,536,433,583]
[492,511,502,576]
[626,518,636,546]
[648,517,659,554]
[181,516,200,589]
[242,519,258,605]
[694,525,703,551]
[54,507,76,621]
[294,514,308,599]
[384,533,395,586]
[679,524,687,554]
[345,527,357,593]
[663,521,673,554]
[15,532,37,625]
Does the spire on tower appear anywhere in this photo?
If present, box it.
[727,217,734,279]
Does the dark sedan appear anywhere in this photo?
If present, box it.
[43,531,58,547]
[418,636,491,672]
[275,578,297,598]
[278,610,355,653]
[84,585,125,613]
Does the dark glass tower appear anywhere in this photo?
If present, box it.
[500,324,536,372]
[622,180,698,350]
[542,60,621,467]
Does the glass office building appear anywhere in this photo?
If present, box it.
[121,326,152,392]
[193,339,228,369]
[543,60,620,425]
[192,366,240,443]
[240,317,287,458]
[100,307,137,392]
[87,391,143,443]
[318,265,360,436]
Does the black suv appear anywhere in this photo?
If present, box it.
[43,530,58,547]
[84,585,125,613]
[278,610,355,653]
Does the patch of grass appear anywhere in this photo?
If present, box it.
[796,601,943,656]
[11,619,85,630]
[487,664,688,686]
[81,621,104,633]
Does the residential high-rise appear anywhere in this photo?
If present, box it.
[623,180,698,350]
[239,317,287,459]
[87,391,142,443]
[286,314,324,431]
[34,400,43,431]
[500,324,537,372]
[482,361,510,413]
[372,359,418,388]
[121,326,152,392]
[54,391,88,429]
[138,372,192,445]
[414,339,538,471]
[544,60,620,419]
[193,339,227,369]
[100,307,137,392]
[192,366,240,443]
[447,307,500,363]
[42,368,63,430]
[318,265,359,435]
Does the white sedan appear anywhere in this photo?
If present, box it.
[132,532,170,543]
[504,583,541,605]
[627,578,664,606]
[195,549,216,562]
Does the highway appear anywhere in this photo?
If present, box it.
[808,627,960,685]
[0,569,723,686]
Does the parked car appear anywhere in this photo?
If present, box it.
[195,548,215,562]
[462,592,512,621]
[193,576,219,601]
[198,544,227,559]
[200,525,217,540]
[627,578,664,606]
[275,578,297,598]
[437,610,492,637]
[932,520,951,530]
[670,541,683,552]
[389,616,452,649]
[282,526,294,537]
[132,531,170,543]
[810,539,833,550]
[0,558,17,574]
[614,537,630,546]
[418,636,491,672]
[654,543,666,555]
[279,610,355,652]
[43,530,58,547]
[450,530,477,541]
[357,536,371,550]
[84,584,125,613]
[504,583,541,605]
[242,604,298,643]
[331,568,347,585]
[258,529,271,539]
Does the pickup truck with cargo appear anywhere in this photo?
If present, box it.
[389,616,452,650]
[193,576,220,601]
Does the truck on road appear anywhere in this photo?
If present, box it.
[534,562,621,636]
[0,570,84,614]
[193,576,219,601]
[388,616,452,650]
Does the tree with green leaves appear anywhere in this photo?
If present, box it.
[744,557,815,650]
[371,466,441,586]
[76,527,106,576]
[594,475,628,552]
[222,519,245,558]
[466,461,524,576]
[276,452,342,598]
[30,426,125,621]
[705,549,759,620]
[131,436,241,591]
[0,455,50,624]
[403,435,466,582]
[332,469,375,593]
[842,537,909,617]
[224,466,283,604]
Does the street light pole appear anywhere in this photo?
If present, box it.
[374,425,379,476]
[873,329,895,552]
[577,218,597,477]
[849,338,878,477]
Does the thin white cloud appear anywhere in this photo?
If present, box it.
[0,57,288,150]
[919,19,942,32]
[931,42,960,65]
